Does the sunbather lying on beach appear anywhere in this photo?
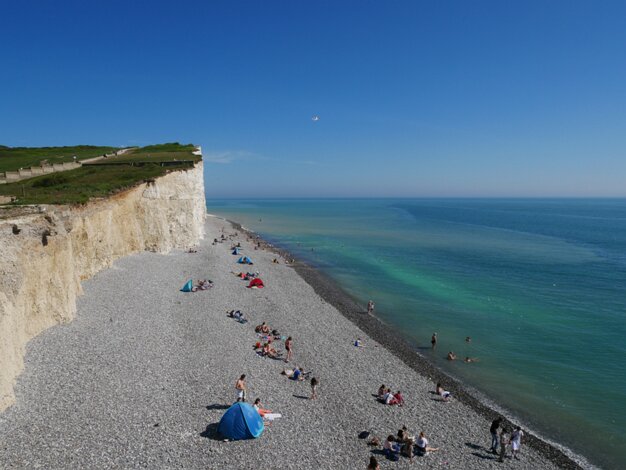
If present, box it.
[227,310,247,323]
[191,280,213,292]
[281,367,308,381]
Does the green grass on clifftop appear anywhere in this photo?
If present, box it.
[129,142,196,154]
[0,145,118,172]
[0,143,199,205]
[95,143,200,165]
[0,165,171,204]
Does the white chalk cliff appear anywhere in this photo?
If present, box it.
[0,162,206,410]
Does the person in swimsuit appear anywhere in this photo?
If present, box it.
[431,333,437,349]
[285,336,293,363]
[253,398,271,417]
[235,374,246,402]
[310,377,319,399]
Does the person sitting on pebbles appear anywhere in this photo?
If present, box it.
[416,431,439,456]
[262,341,280,359]
[253,398,272,418]
[389,390,405,406]
[381,388,394,405]
[383,435,400,460]
[227,310,246,323]
[255,322,271,335]
[436,383,451,402]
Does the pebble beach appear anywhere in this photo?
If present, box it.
[0,215,583,469]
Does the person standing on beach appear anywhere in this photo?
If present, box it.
[285,336,293,363]
[310,377,319,399]
[367,300,374,314]
[490,417,503,453]
[235,374,246,402]
[510,426,524,459]
[431,333,437,349]
[498,428,509,462]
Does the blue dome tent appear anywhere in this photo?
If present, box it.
[237,256,253,265]
[217,402,264,440]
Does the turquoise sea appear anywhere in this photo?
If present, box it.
[207,198,626,469]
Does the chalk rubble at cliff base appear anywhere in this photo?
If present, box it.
[0,216,566,469]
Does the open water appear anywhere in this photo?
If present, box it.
[207,198,626,469]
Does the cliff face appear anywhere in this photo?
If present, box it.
[0,162,205,410]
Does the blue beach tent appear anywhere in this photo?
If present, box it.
[180,279,193,292]
[217,402,264,440]
[237,256,253,265]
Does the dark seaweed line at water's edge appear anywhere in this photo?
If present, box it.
[225,217,587,470]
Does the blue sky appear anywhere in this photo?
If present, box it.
[1,1,625,197]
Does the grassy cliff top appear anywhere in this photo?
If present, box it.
[90,143,199,165]
[0,145,119,172]
[0,143,200,205]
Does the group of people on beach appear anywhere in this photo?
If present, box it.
[252,322,290,360]
[225,233,526,466]
[490,417,525,461]
[225,238,319,429]
[377,385,405,406]
[374,426,438,464]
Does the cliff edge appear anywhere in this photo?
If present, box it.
[0,162,206,410]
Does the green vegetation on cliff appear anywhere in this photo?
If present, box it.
[0,143,200,205]
[0,145,118,172]
[93,143,199,165]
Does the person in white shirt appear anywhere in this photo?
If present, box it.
[416,432,439,456]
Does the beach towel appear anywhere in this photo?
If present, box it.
[263,413,281,421]
[180,279,193,292]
